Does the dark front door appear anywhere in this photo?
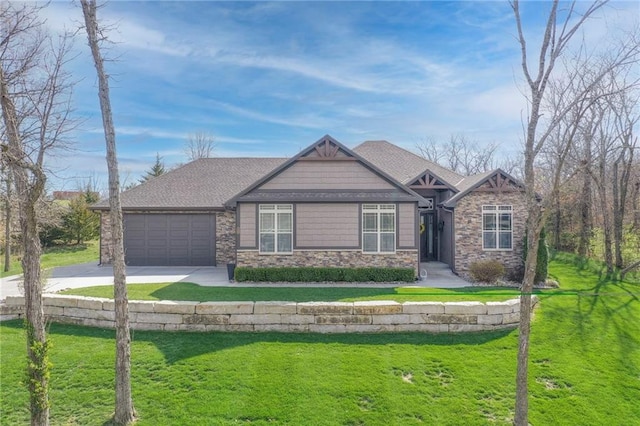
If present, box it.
[420,212,437,261]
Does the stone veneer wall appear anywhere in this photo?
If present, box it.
[237,250,419,276]
[454,191,527,278]
[1,295,537,333]
[216,210,236,265]
[99,213,112,265]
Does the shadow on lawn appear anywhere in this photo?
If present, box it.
[1,320,516,364]
[542,266,639,363]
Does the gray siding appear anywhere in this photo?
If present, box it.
[238,203,257,248]
[296,204,359,248]
[260,161,395,190]
[398,203,417,248]
[439,207,453,265]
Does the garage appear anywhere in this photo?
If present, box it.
[123,214,216,266]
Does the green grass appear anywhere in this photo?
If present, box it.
[2,259,639,425]
[0,241,99,278]
[62,283,526,302]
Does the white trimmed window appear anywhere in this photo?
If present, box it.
[362,204,396,253]
[259,204,293,253]
[482,205,513,250]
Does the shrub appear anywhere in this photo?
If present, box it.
[469,260,505,284]
[234,267,414,283]
[523,227,549,283]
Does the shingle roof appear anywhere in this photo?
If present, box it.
[352,140,465,187]
[93,158,287,210]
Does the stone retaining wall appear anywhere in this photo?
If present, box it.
[1,295,537,333]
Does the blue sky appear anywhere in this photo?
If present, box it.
[41,1,639,191]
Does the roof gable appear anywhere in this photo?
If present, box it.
[407,169,459,192]
[442,169,525,208]
[227,135,424,206]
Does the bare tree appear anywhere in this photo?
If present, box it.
[0,3,76,424]
[185,131,216,161]
[2,163,12,272]
[608,87,638,269]
[510,0,639,423]
[416,133,502,175]
[80,1,135,424]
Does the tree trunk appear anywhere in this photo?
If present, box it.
[80,1,135,424]
[553,196,561,249]
[612,154,624,268]
[22,199,49,426]
[600,164,614,274]
[632,181,640,231]
[631,178,640,231]
[1,58,49,426]
[3,172,11,272]
[578,137,592,258]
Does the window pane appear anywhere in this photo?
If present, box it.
[483,205,497,211]
[483,214,496,230]
[499,232,512,249]
[380,213,395,232]
[277,233,292,252]
[260,204,275,211]
[380,233,395,252]
[499,213,512,231]
[363,233,378,252]
[277,212,292,232]
[260,213,275,232]
[380,204,395,210]
[363,213,377,232]
[260,233,275,252]
[483,231,496,249]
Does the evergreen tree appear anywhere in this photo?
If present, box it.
[139,153,166,183]
[63,196,100,245]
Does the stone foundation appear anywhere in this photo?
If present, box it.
[237,249,419,276]
[1,295,538,333]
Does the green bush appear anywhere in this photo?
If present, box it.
[234,267,415,283]
[469,260,505,284]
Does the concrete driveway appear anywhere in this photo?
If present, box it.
[1,261,471,301]
[1,262,229,300]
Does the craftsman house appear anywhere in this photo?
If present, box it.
[94,135,526,278]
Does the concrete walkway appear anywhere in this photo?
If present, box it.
[1,261,471,300]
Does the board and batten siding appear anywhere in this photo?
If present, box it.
[295,204,359,248]
[398,203,417,248]
[238,203,257,248]
[260,161,395,190]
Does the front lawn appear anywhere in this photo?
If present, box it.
[0,241,99,278]
[1,259,639,425]
[62,283,527,302]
